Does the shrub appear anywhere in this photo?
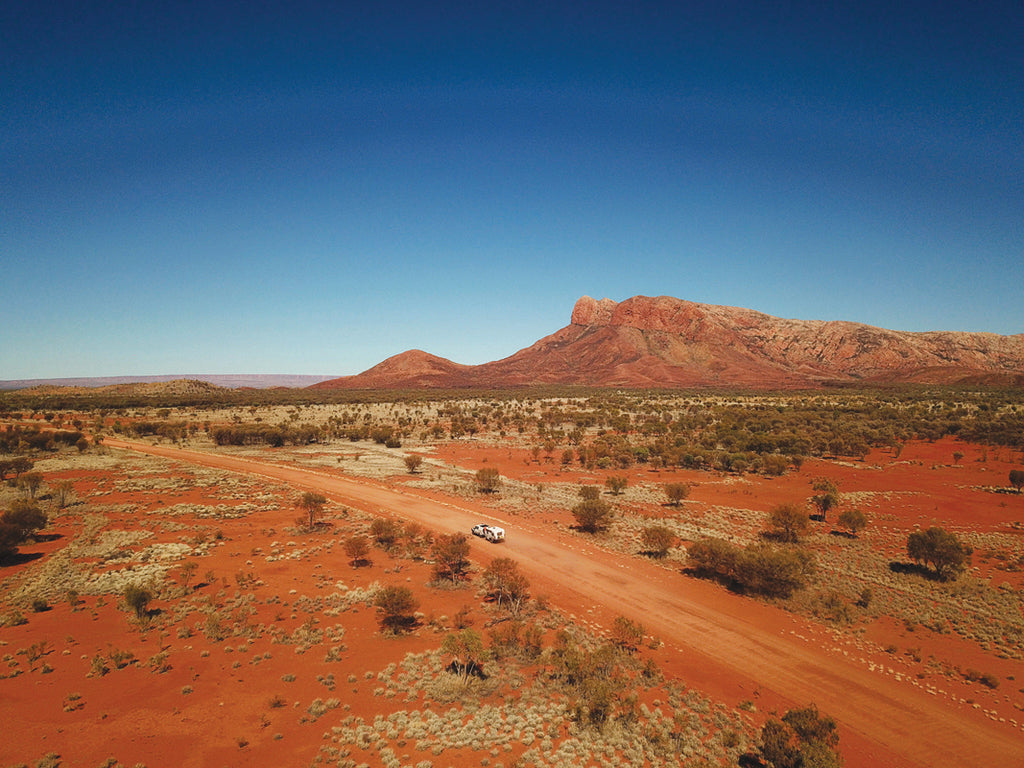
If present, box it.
[481,557,530,613]
[572,498,614,533]
[689,538,814,598]
[734,544,816,598]
[431,533,471,583]
[343,535,370,567]
[605,476,628,495]
[373,586,419,633]
[837,507,869,537]
[610,616,644,653]
[1009,469,1024,493]
[664,482,690,505]
[2,498,47,540]
[475,467,501,493]
[688,537,741,579]
[404,454,423,473]
[760,704,842,768]
[640,525,675,558]
[578,485,600,501]
[123,584,152,621]
[369,519,401,550]
[767,503,811,543]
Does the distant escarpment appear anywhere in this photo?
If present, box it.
[312,295,1024,390]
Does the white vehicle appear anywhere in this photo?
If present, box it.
[472,523,505,543]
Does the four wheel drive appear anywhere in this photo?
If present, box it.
[472,523,505,542]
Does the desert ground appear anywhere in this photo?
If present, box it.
[1,391,1023,767]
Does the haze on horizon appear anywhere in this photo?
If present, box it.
[2,1,1021,380]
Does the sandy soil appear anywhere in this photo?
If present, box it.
[87,437,1024,767]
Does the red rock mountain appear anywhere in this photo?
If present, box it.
[312,296,1024,390]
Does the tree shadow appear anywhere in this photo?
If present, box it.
[0,551,44,567]
[348,557,372,569]
[639,549,669,559]
[445,659,488,680]
[889,561,938,580]
[829,529,855,539]
[381,615,421,635]
[32,532,63,543]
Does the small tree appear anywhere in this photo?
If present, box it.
[431,533,471,583]
[55,480,75,509]
[123,584,152,623]
[344,535,371,567]
[298,491,327,529]
[809,478,840,521]
[178,561,198,588]
[907,527,972,581]
[605,475,628,496]
[481,557,530,613]
[1009,469,1024,493]
[18,472,45,499]
[403,454,423,474]
[837,508,869,537]
[475,467,501,494]
[641,525,675,558]
[572,498,614,533]
[664,482,690,506]
[441,629,484,680]
[767,503,811,543]
[374,585,419,633]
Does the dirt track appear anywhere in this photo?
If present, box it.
[106,439,1024,767]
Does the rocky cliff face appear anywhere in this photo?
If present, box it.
[313,296,1024,389]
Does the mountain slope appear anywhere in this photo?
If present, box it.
[314,296,1024,389]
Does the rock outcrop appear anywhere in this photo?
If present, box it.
[313,295,1024,389]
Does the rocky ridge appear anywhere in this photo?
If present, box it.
[313,295,1024,390]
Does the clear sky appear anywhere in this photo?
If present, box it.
[2,1,1022,379]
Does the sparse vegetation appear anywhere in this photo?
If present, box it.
[1,387,1022,767]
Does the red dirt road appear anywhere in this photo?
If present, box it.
[106,439,1024,767]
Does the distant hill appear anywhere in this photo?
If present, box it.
[0,374,337,391]
[313,295,1024,390]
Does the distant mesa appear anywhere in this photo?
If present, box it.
[0,374,337,393]
[313,295,1024,390]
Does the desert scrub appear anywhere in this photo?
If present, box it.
[306,697,341,720]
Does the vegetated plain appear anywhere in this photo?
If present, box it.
[1,386,1023,768]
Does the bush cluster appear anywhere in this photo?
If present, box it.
[688,538,816,598]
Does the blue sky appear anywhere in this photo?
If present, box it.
[2,1,1022,378]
